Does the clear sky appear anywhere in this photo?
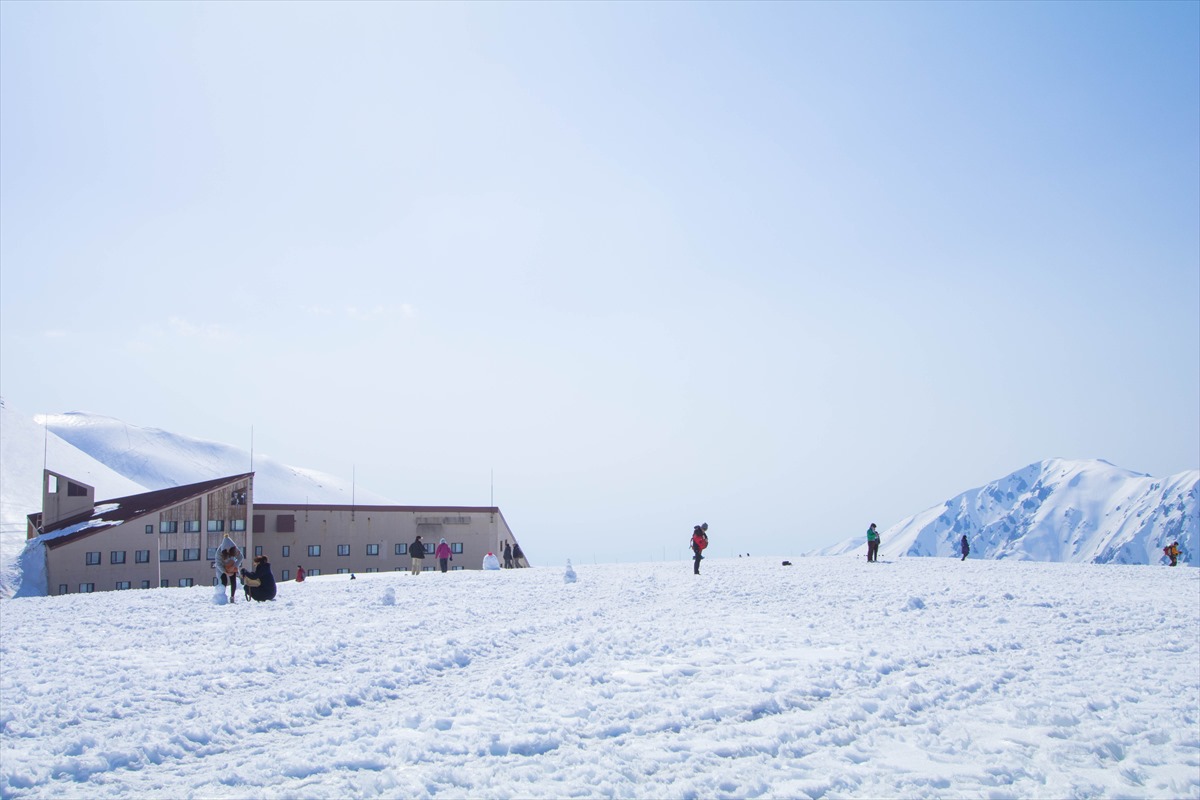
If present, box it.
[2,1,1197,565]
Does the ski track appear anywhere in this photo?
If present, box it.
[1,558,1198,799]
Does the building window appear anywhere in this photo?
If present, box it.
[207,547,217,560]
[207,520,225,533]
[276,515,295,533]
[253,514,265,533]
[160,550,177,562]
[116,581,131,590]
[337,544,350,557]
[179,578,194,588]
[47,474,59,493]
[79,583,95,593]
[231,519,246,532]
[145,524,153,535]
[337,568,349,574]
[451,542,464,554]
[160,579,169,588]
[451,566,464,571]
[395,543,408,556]
[366,567,378,573]
[281,570,290,581]
[68,481,88,497]
[160,520,178,534]
[254,546,263,557]
[366,544,379,556]
[308,569,321,577]
[231,489,246,506]
[282,546,290,558]
[136,550,150,563]
[184,520,201,533]
[58,584,68,595]
[110,551,126,565]
[141,580,151,589]
[85,552,101,566]
[308,545,321,557]
[183,548,200,561]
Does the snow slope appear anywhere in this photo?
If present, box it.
[0,404,147,592]
[817,459,1198,566]
[1,557,1197,799]
[38,412,398,506]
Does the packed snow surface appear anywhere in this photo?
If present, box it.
[2,557,1197,799]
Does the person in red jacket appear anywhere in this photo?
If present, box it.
[296,565,306,582]
[435,538,453,573]
[691,523,709,575]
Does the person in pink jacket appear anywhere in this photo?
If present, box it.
[435,538,453,573]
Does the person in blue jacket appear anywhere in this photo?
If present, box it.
[240,555,277,602]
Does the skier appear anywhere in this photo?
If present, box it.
[866,524,880,563]
[1164,541,1180,567]
[960,535,970,561]
[691,523,709,575]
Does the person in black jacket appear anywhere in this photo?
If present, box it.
[960,535,970,561]
[410,535,426,575]
[240,555,277,602]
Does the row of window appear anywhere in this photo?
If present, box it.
[85,542,468,567]
[64,563,468,593]
[151,519,246,534]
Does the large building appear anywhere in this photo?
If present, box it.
[25,470,524,596]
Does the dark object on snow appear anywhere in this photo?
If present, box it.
[782,561,792,567]
[960,535,970,561]
[691,525,709,574]
[241,556,277,602]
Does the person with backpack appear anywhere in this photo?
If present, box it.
[866,523,880,563]
[691,523,709,575]
[1164,541,1180,567]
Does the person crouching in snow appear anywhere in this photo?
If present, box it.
[217,544,241,603]
[435,538,453,573]
[240,555,277,602]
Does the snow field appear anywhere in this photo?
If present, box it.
[1,557,1197,799]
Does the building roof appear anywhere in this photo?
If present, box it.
[30,473,254,549]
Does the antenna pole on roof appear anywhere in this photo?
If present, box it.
[43,416,48,473]
[250,425,254,472]
[490,468,494,508]
[352,465,356,508]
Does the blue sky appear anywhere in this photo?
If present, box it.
[2,2,1197,565]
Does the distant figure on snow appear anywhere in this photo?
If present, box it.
[240,555,277,602]
[435,538,453,573]
[960,535,970,561]
[512,542,526,568]
[1164,541,1180,567]
[482,551,501,570]
[564,559,577,584]
[503,540,514,569]
[866,523,880,563]
[410,535,426,575]
[691,523,709,575]
[217,543,241,603]
[295,565,305,583]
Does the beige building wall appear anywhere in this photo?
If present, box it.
[253,504,518,580]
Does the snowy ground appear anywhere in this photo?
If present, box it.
[1,556,1197,800]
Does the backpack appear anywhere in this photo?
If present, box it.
[693,532,708,551]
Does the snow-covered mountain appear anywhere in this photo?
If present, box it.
[816,458,1198,566]
[0,407,399,595]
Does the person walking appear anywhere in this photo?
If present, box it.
[866,523,880,563]
[410,535,426,575]
[960,535,970,561]
[503,540,513,569]
[691,523,709,575]
[435,538,453,573]
[1164,541,1180,567]
[295,565,305,583]
[512,542,526,567]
